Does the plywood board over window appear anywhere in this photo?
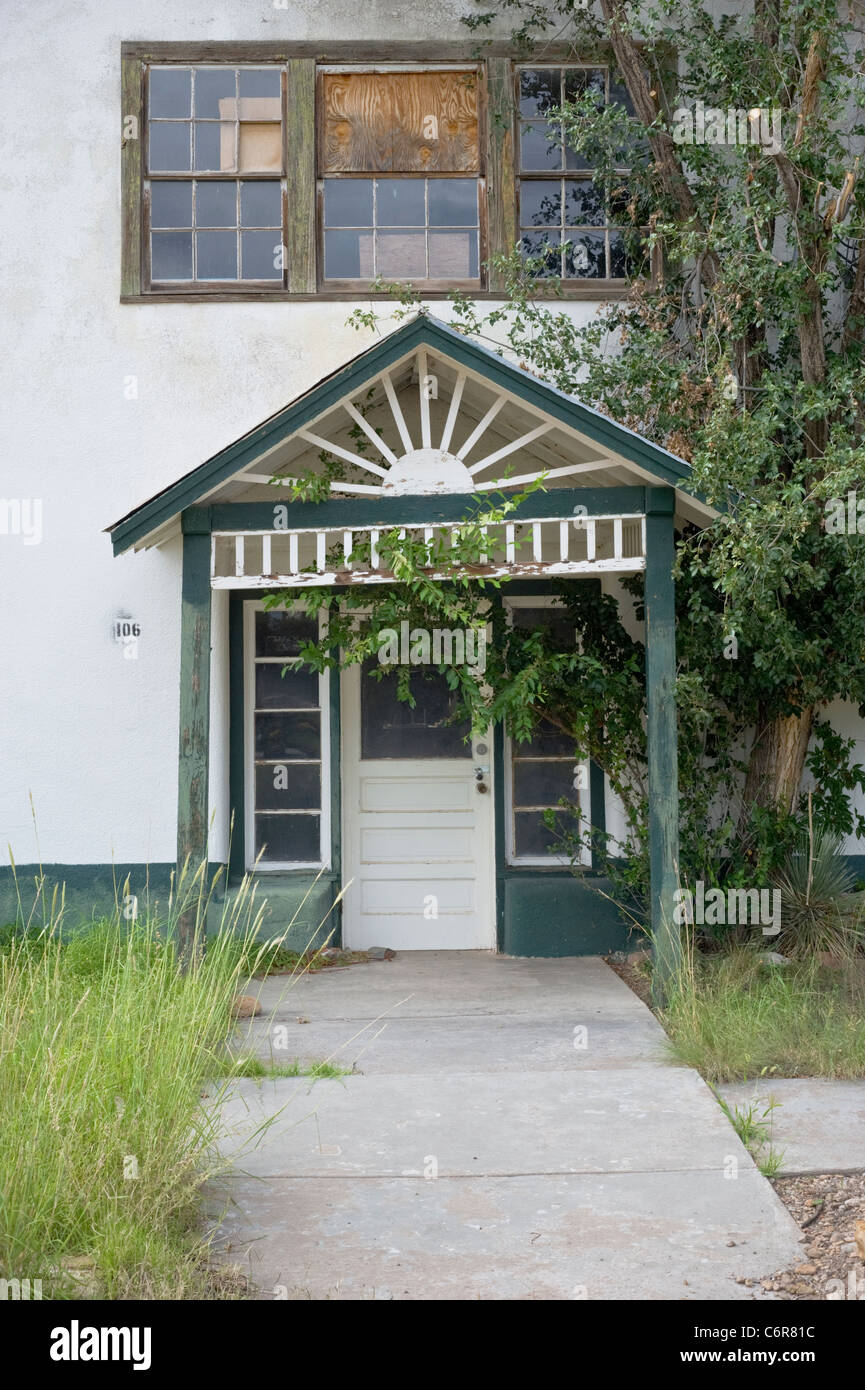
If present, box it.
[321,71,480,173]
[319,69,483,289]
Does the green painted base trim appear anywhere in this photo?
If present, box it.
[502,874,636,956]
[0,863,341,951]
[226,871,342,950]
[0,863,178,929]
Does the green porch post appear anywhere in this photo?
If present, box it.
[645,487,681,1003]
[176,508,212,962]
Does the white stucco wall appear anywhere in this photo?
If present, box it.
[0,0,586,867]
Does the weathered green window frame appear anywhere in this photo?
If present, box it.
[121,41,656,303]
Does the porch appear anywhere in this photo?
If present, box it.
[108,315,714,973]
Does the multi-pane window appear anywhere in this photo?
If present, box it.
[247,607,328,869]
[319,70,481,287]
[517,65,638,282]
[147,66,284,284]
[507,605,585,863]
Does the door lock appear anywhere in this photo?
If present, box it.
[474,765,489,794]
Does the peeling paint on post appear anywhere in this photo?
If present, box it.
[645,487,681,1004]
[177,508,212,965]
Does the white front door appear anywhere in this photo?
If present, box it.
[341,663,495,950]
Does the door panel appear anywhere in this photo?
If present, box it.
[342,664,494,949]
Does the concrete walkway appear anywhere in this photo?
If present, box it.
[210,953,804,1300]
[718,1079,865,1175]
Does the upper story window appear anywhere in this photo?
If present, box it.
[147,66,285,284]
[122,45,645,300]
[517,65,638,282]
[319,70,481,289]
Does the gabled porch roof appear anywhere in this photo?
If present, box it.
[108,313,715,557]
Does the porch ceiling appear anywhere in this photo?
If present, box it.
[108,314,716,556]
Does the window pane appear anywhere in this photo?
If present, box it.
[255,813,320,863]
[238,123,282,173]
[324,228,374,278]
[194,121,234,171]
[194,68,237,119]
[564,68,605,103]
[255,664,319,710]
[361,666,471,759]
[520,69,559,118]
[429,231,477,278]
[377,179,425,227]
[565,230,605,278]
[255,711,321,760]
[196,180,237,227]
[511,606,573,645]
[149,122,191,172]
[513,759,579,807]
[240,181,281,226]
[377,230,426,278]
[241,230,282,279]
[255,610,319,659]
[151,231,192,280]
[520,180,561,228]
[239,69,281,99]
[520,122,563,171]
[149,68,191,119]
[150,181,192,228]
[520,231,562,277]
[428,179,477,227]
[514,809,577,858]
[255,763,321,811]
[608,229,632,279]
[196,229,237,279]
[324,178,373,227]
[518,717,576,756]
[564,179,605,226]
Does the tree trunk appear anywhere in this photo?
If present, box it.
[739,706,814,830]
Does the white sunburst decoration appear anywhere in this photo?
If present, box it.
[239,347,611,498]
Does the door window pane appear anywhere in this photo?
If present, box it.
[361,664,471,759]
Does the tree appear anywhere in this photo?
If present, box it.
[452,0,865,846]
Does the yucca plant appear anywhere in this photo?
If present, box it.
[774,813,862,961]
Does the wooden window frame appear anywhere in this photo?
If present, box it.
[121,42,656,303]
[503,595,591,868]
[515,61,636,291]
[315,64,487,294]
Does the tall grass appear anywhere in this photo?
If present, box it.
[660,940,865,1082]
[0,862,284,1299]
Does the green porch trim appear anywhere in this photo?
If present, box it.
[177,514,212,930]
[109,315,699,555]
[644,487,682,1000]
[589,759,606,872]
[208,487,647,535]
